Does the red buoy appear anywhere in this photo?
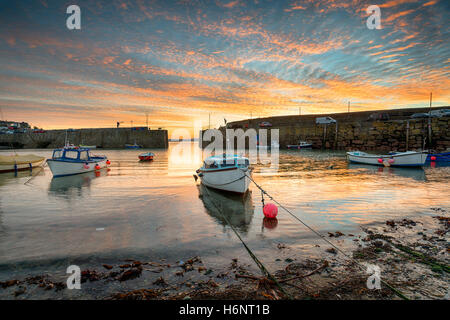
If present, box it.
[377,158,383,164]
[106,160,111,165]
[83,164,90,170]
[263,203,278,218]
[95,164,101,170]
[430,156,436,161]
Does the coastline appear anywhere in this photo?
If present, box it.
[1,212,448,300]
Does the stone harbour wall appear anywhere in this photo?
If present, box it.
[0,127,169,149]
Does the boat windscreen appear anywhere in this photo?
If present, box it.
[52,150,63,159]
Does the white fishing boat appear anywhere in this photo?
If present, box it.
[0,154,46,173]
[47,146,110,177]
[287,141,312,149]
[196,155,251,194]
[346,151,427,167]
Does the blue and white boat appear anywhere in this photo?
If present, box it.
[47,145,110,177]
[125,141,142,149]
[196,155,251,194]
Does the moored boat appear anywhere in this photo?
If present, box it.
[125,141,142,149]
[47,146,110,177]
[426,151,450,163]
[139,152,154,161]
[0,154,46,173]
[196,155,251,194]
[79,144,97,149]
[287,141,312,149]
[346,150,427,167]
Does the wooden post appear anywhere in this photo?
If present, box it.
[406,120,409,150]
[427,92,432,148]
[334,121,338,149]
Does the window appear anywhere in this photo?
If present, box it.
[221,159,236,167]
[64,150,79,159]
[79,151,89,160]
[204,161,218,169]
[52,150,62,159]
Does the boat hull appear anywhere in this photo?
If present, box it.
[0,159,46,173]
[287,144,312,149]
[198,167,251,194]
[347,151,427,167]
[139,155,154,161]
[47,158,108,177]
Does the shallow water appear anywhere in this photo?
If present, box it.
[0,142,449,296]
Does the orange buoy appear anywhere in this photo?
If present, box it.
[263,203,278,218]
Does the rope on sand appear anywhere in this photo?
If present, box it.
[201,185,293,299]
[244,171,410,300]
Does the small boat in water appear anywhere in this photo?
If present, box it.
[0,154,46,173]
[196,155,251,194]
[79,144,97,149]
[47,146,110,177]
[125,141,142,149]
[347,150,427,167]
[287,141,312,149]
[139,152,154,161]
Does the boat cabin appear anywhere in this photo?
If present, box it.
[52,147,93,161]
[203,155,249,170]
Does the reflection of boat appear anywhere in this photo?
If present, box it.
[0,154,46,173]
[347,151,427,167]
[139,152,154,161]
[49,171,105,198]
[196,155,251,194]
[348,163,426,181]
[47,146,109,177]
[197,184,254,233]
[287,141,312,149]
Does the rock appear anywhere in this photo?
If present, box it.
[326,248,338,254]
[153,277,168,286]
[1,280,20,288]
[118,267,142,282]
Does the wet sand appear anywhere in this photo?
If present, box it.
[1,211,448,300]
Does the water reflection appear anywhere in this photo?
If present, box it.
[48,169,108,200]
[347,163,427,181]
[197,184,254,234]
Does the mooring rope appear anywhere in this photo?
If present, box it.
[243,171,410,300]
[201,185,293,299]
[24,160,47,186]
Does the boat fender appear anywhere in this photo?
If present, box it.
[377,158,383,164]
[83,164,90,169]
[430,156,436,161]
[388,158,395,164]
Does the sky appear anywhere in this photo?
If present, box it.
[0,0,449,134]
